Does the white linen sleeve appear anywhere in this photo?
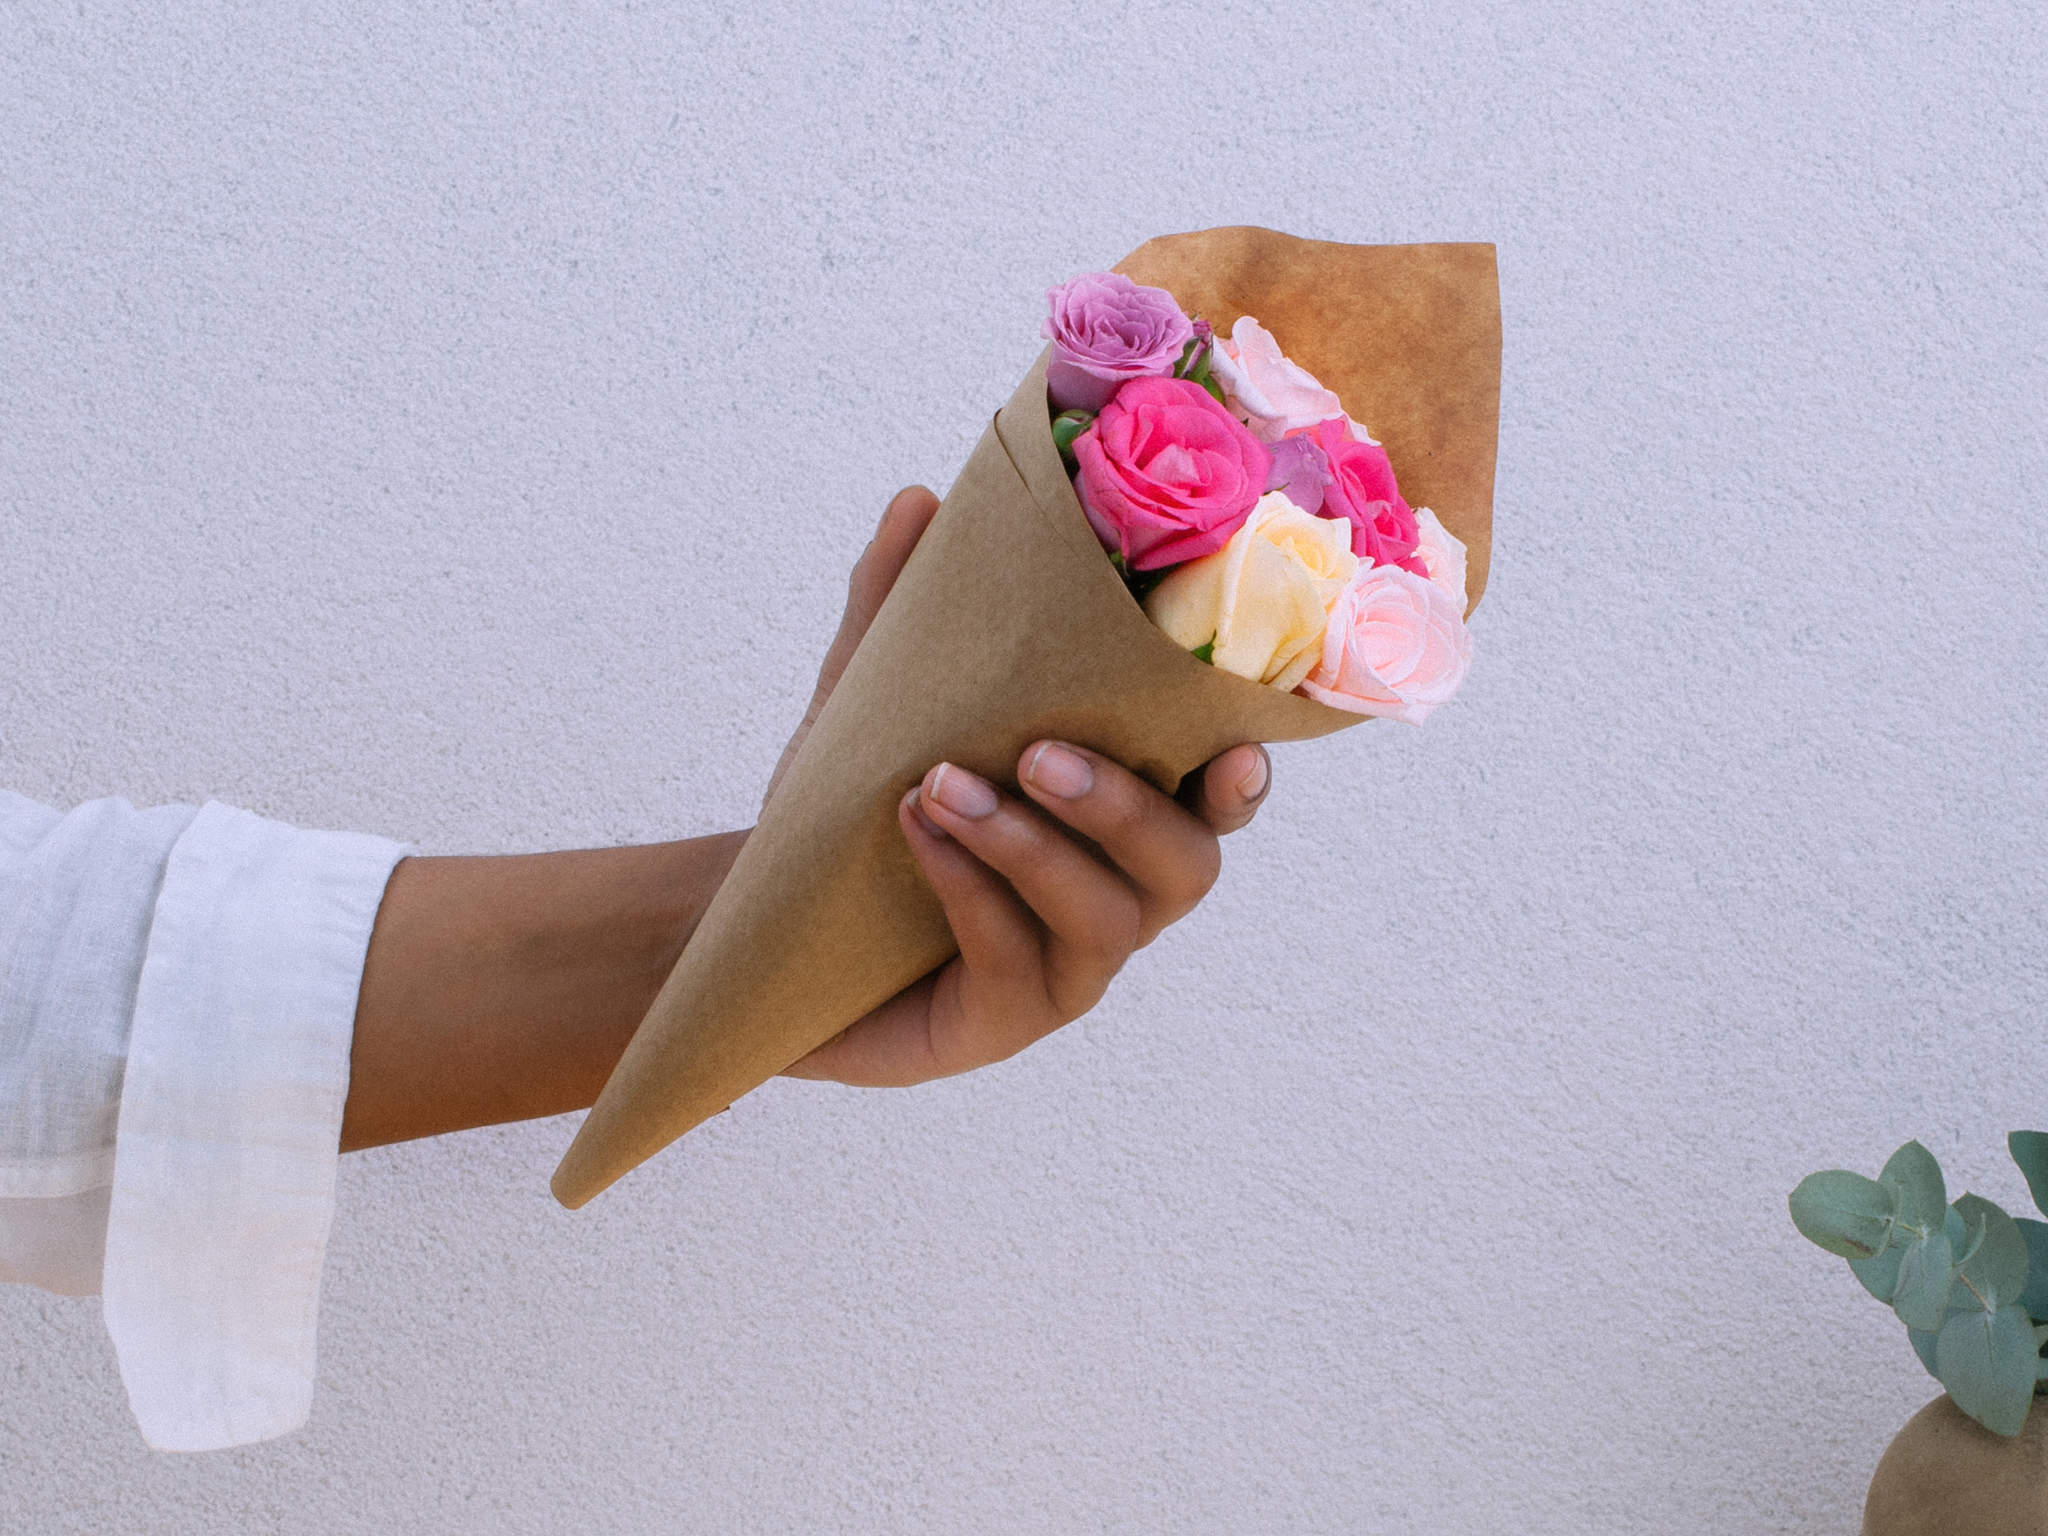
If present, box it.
[0,791,201,1294]
[102,802,407,1452]
[0,790,407,1452]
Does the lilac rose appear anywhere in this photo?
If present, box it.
[1042,272,1195,413]
[1263,434,1333,516]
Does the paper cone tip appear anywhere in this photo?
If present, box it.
[550,1150,608,1210]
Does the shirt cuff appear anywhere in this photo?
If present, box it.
[101,802,408,1453]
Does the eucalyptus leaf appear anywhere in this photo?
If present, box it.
[1909,1326,1943,1382]
[2025,1222,2048,1320]
[1789,1170,1894,1260]
[1891,1226,1957,1333]
[2012,1133,2048,1219]
[1936,1302,2039,1437]
[1850,1243,1904,1304]
[1950,1194,2030,1313]
[1952,1201,1986,1272]
[1881,1141,1947,1232]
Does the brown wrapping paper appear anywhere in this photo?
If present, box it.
[551,229,1500,1208]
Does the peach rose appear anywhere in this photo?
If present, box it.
[1209,317,1343,443]
[1299,563,1471,724]
[1143,493,1359,692]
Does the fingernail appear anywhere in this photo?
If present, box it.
[1236,750,1269,803]
[904,786,948,839]
[927,763,997,819]
[1024,741,1093,799]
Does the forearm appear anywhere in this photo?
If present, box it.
[340,830,747,1152]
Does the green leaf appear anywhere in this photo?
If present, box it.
[1790,1170,1894,1259]
[1890,1225,1957,1333]
[2019,1219,2048,1320]
[2011,1133,2048,1220]
[1881,1141,1947,1231]
[1847,1200,1947,1303]
[1950,1195,2030,1313]
[1050,410,1094,459]
[1936,1302,2039,1436]
[1846,1200,1957,1304]
[1909,1325,1943,1381]
[1189,641,1215,664]
[1850,1243,1904,1303]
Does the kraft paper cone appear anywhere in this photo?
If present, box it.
[552,230,1500,1207]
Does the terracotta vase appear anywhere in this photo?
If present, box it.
[1865,1395,2048,1535]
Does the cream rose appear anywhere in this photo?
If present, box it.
[1144,493,1359,692]
[1410,506,1469,612]
[1208,316,1344,442]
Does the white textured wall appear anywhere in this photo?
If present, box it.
[3,2,2044,1530]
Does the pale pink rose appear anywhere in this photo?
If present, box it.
[1409,506,1469,613]
[1299,564,1471,724]
[1209,316,1344,442]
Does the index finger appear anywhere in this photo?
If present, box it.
[1013,740,1222,938]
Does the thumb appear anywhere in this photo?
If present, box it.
[809,484,940,711]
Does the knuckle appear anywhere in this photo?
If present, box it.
[1086,889,1144,962]
[1098,783,1153,844]
[1047,972,1110,1024]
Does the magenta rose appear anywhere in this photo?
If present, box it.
[1043,272,1195,413]
[1298,564,1472,724]
[1307,417,1420,568]
[1072,376,1273,571]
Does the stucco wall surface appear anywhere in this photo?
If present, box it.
[2,2,2044,1531]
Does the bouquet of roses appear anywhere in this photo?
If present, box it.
[1044,271,1471,721]
[553,228,1500,1208]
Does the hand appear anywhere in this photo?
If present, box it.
[779,487,1274,1087]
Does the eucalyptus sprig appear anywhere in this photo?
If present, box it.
[1790,1134,2048,1436]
